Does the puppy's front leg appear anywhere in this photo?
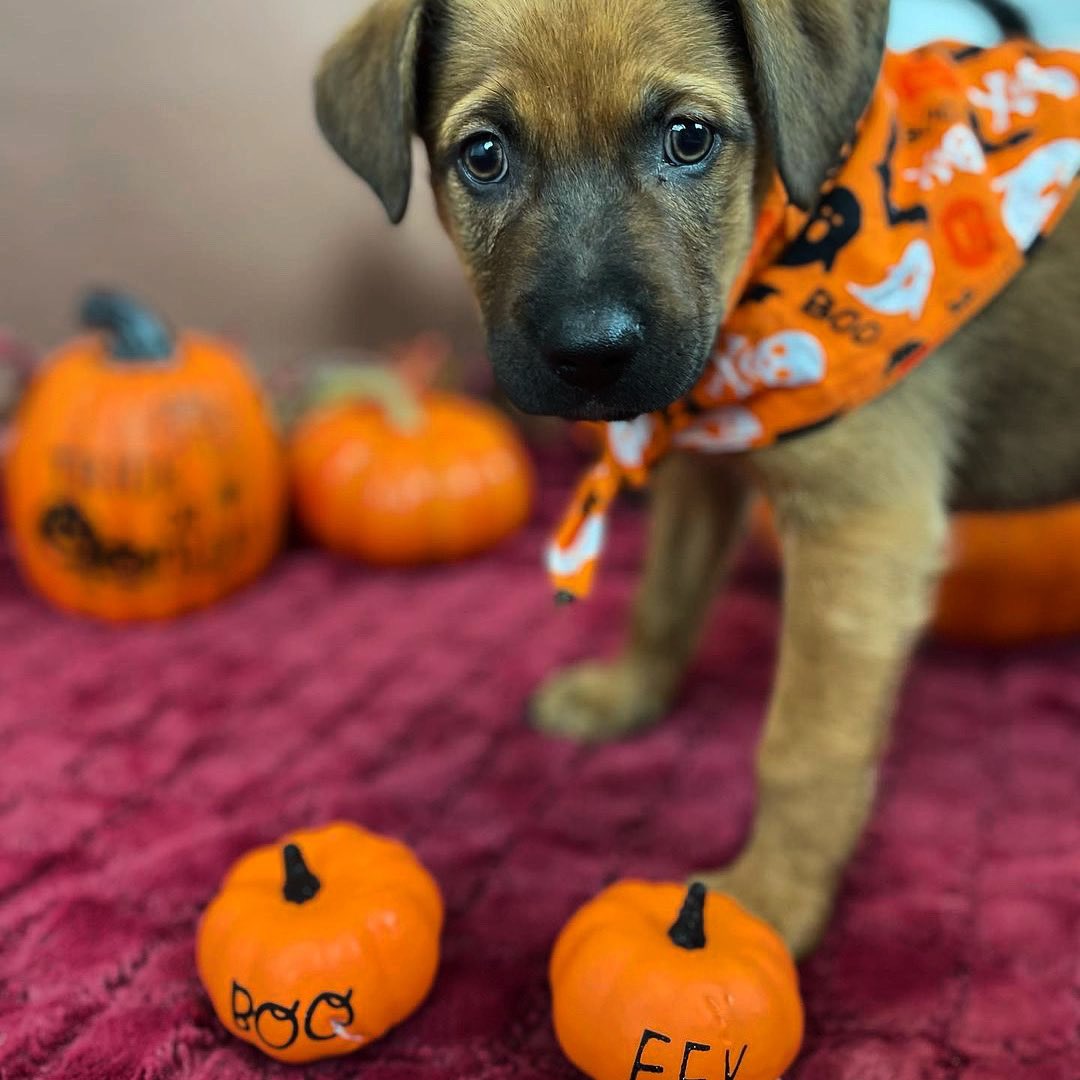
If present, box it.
[700,492,947,957]
[531,453,749,741]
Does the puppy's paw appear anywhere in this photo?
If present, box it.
[529,659,671,743]
[695,856,836,961]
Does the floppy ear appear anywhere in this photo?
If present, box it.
[733,0,890,209]
[315,0,427,224]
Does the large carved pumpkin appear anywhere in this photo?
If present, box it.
[4,292,286,620]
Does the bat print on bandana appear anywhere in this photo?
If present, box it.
[848,239,936,319]
[903,123,988,190]
[992,137,1080,250]
[887,339,929,374]
[969,109,1033,155]
[952,44,984,64]
[777,187,862,272]
[743,283,781,304]
[969,57,1080,135]
[702,332,827,401]
[878,121,930,226]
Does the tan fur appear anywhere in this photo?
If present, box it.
[316,0,1080,956]
[315,0,426,223]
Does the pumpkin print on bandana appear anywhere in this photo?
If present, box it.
[550,39,1080,601]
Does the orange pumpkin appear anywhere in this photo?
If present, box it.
[197,822,444,1065]
[933,504,1080,645]
[550,882,804,1080]
[290,358,533,565]
[751,499,1080,645]
[4,292,285,620]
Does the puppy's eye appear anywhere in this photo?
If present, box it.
[665,119,716,166]
[460,134,508,184]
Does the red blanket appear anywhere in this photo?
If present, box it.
[0,460,1077,1079]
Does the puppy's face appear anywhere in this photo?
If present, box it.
[422,0,761,420]
[316,0,889,419]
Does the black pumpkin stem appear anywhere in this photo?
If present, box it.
[81,290,174,362]
[282,843,322,905]
[668,882,708,950]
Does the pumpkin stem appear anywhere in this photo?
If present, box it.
[282,843,322,905]
[307,363,424,433]
[668,882,708,950]
[81,290,174,362]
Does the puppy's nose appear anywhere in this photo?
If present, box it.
[542,306,643,390]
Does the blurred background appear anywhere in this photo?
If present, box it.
[0,0,478,378]
[3,0,1078,382]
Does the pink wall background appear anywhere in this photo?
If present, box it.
[0,1,480,375]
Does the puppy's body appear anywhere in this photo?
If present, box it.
[317,0,1080,955]
[532,193,1078,950]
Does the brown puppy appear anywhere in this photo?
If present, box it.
[316,0,1080,956]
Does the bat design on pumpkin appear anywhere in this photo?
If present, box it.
[39,502,160,580]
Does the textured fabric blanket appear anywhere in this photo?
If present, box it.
[0,457,1077,1080]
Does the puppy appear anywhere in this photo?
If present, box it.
[315,0,1080,956]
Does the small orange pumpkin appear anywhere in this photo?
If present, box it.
[550,882,804,1080]
[4,292,285,620]
[290,348,533,565]
[197,822,443,1065]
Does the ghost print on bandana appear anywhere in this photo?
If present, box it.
[992,137,1080,250]
[848,239,936,319]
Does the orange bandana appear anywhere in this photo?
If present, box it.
[549,40,1080,601]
